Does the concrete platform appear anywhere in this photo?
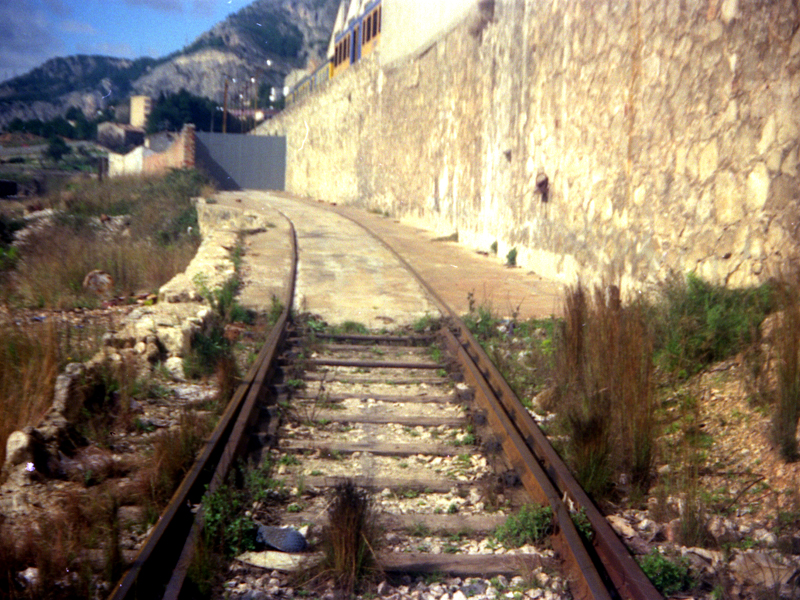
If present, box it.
[209,191,562,327]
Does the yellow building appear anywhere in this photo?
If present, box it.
[130,96,152,129]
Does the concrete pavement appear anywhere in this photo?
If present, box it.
[209,191,562,328]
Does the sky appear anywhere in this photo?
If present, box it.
[0,0,255,83]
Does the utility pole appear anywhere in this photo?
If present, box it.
[223,78,229,134]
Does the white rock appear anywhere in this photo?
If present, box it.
[164,356,185,381]
[4,430,34,468]
[607,515,636,538]
[17,567,39,588]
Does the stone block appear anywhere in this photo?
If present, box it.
[746,162,770,211]
[757,116,776,155]
[699,140,718,182]
[714,170,744,224]
[766,174,799,212]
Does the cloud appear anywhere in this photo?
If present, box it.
[59,19,97,35]
[122,0,182,12]
[0,0,62,76]
[96,41,135,57]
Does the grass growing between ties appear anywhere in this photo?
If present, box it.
[493,504,553,548]
[303,480,382,596]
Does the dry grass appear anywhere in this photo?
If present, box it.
[304,480,382,595]
[136,409,215,523]
[3,169,204,308]
[0,485,124,599]
[0,321,60,469]
[770,273,800,461]
[554,283,657,498]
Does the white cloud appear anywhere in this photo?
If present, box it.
[59,19,97,35]
[0,0,61,76]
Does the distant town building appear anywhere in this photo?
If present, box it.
[130,96,152,129]
[97,122,145,151]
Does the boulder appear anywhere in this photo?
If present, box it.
[729,549,798,588]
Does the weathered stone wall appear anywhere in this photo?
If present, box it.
[258,0,800,289]
[109,125,196,178]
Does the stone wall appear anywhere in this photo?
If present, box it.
[258,0,800,289]
[109,124,196,178]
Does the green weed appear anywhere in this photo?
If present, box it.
[638,549,694,595]
[655,272,773,380]
[494,504,553,548]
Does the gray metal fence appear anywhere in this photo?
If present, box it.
[195,132,286,191]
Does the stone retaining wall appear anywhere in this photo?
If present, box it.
[258,0,800,290]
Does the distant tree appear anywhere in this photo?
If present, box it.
[147,89,217,133]
[65,107,96,140]
[44,136,71,162]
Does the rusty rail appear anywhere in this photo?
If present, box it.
[108,216,297,600]
[334,204,662,600]
[111,199,661,600]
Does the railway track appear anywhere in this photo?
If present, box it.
[108,202,661,600]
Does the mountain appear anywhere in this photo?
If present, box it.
[0,0,339,128]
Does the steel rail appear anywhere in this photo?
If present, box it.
[162,211,298,600]
[108,214,298,600]
[330,203,661,600]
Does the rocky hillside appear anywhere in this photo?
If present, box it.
[0,0,339,128]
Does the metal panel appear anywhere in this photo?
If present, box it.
[195,132,286,191]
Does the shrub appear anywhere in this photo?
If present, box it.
[494,504,553,548]
[202,481,257,556]
[506,247,517,267]
[638,549,694,595]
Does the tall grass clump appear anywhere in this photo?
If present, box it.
[309,480,381,595]
[553,283,656,498]
[655,272,773,380]
[137,409,214,523]
[769,271,800,461]
[6,169,205,308]
[0,321,60,471]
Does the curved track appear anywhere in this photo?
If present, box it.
[108,200,661,600]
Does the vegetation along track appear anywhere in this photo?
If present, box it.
[109,207,662,600]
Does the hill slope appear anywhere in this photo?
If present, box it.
[0,0,339,128]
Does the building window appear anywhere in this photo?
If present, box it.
[373,7,379,37]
